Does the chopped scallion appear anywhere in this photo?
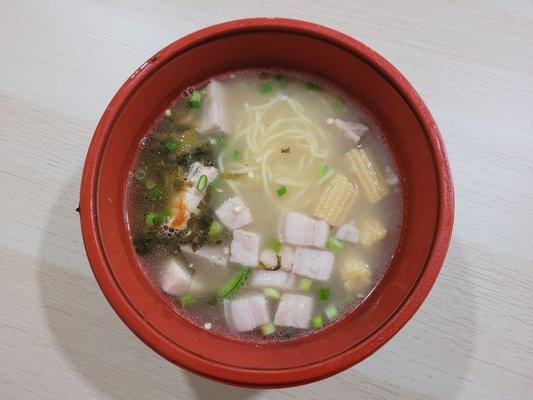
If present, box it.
[196,174,208,191]
[276,185,287,197]
[312,315,323,329]
[327,236,344,252]
[260,83,274,94]
[165,139,178,152]
[269,238,282,253]
[261,322,276,335]
[318,164,330,179]
[263,287,281,300]
[317,287,330,301]
[298,278,313,291]
[145,209,171,229]
[306,82,319,91]
[186,90,202,109]
[231,148,242,161]
[134,167,147,181]
[180,292,196,307]
[211,133,226,149]
[208,220,223,239]
[217,267,251,299]
[325,304,339,320]
[147,186,163,201]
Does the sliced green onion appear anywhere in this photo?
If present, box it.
[165,139,178,152]
[306,82,319,91]
[231,148,242,161]
[327,237,344,252]
[186,90,202,109]
[134,167,147,181]
[261,322,276,335]
[208,220,223,239]
[318,164,330,179]
[180,292,196,307]
[147,186,163,201]
[276,185,287,197]
[210,133,226,149]
[263,287,281,300]
[145,212,156,229]
[269,238,282,253]
[312,315,323,329]
[298,278,313,291]
[217,267,251,299]
[145,209,172,229]
[325,305,339,320]
[260,83,274,94]
[335,98,345,108]
[317,287,330,301]
[196,174,208,191]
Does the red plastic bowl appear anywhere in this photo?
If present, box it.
[80,18,453,388]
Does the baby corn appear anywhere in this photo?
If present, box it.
[345,148,389,203]
[313,173,356,227]
[359,220,387,247]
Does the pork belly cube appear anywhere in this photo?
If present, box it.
[274,293,314,329]
[215,196,253,230]
[199,80,227,134]
[251,270,297,290]
[283,212,328,248]
[159,258,191,296]
[335,221,360,243]
[180,245,229,267]
[224,293,270,332]
[280,246,294,271]
[333,119,369,145]
[230,230,260,267]
[292,247,334,281]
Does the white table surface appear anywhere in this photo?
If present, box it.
[1,1,532,399]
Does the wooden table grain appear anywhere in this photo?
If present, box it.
[1,1,532,399]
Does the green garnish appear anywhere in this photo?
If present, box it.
[269,238,282,253]
[210,133,226,149]
[298,278,313,291]
[180,292,196,307]
[260,83,274,94]
[145,209,171,229]
[317,287,330,301]
[282,330,294,339]
[134,167,147,181]
[325,304,339,320]
[217,267,251,299]
[207,220,223,239]
[263,287,281,300]
[186,90,202,109]
[306,82,319,91]
[196,174,208,191]
[335,98,345,108]
[165,139,178,152]
[230,148,242,161]
[276,185,287,197]
[326,237,344,252]
[261,322,276,336]
[312,315,323,329]
[318,164,330,179]
[147,186,163,201]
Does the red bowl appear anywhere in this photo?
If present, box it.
[80,18,453,388]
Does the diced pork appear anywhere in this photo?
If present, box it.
[199,80,227,134]
[282,212,328,248]
[259,248,278,268]
[181,245,229,267]
[159,258,191,295]
[333,119,369,145]
[335,221,360,243]
[230,230,260,267]
[292,247,334,281]
[215,196,253,230]
[280,246,294,272]
[168,163,218,229]
[224,293,270,332]
[251,270,297,290]
[274,293,314,329]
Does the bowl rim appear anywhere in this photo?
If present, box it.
[80,17,454,387]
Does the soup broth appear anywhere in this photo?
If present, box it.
[127,70,402,341]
